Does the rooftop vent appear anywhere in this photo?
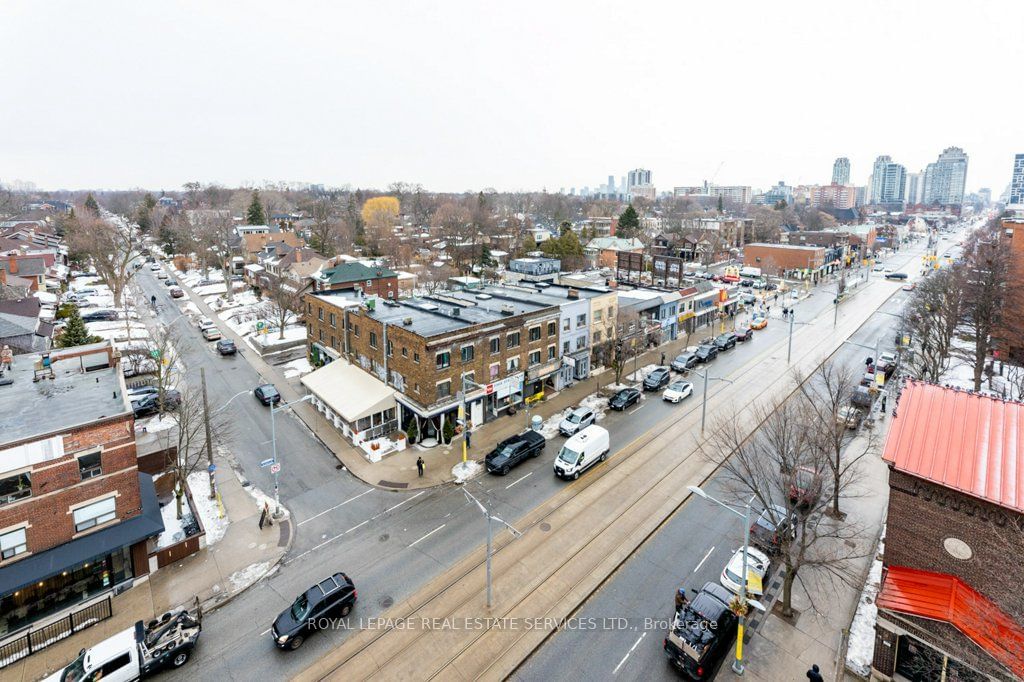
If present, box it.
[475,294,492,300]
[403,317,413,325]
[500,304,515,316]
[567,288,579,299]
[451,307,461,317]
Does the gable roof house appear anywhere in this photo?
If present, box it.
[0,297,53,354]
[0,255,47,291]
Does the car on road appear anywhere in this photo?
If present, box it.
[165,278,178,286]
[739,292,757,305]
[671,352,698,372]
[170,287,185,298]
[713,333,736,351]
[884,272,909,280]
[148,263,161,271]
[643,366,672,391]
[156,271,168,280]
[559,406,596,436]
[201,326,222,341]
[788,466,823,509]
[82,310,119,322]
[197,317,216,331]
[764,282,778,291]
[738,279,754,288]
[609,387,641,410]
[750,315,768,330]
[131,390,182,418]
[553,425,610,480]
[902,282,915,291]
[749,504,796,555]
[216,339,237,356]
[254,384,281,406]
[851,384,874,408]
[486,430,546,475]
[694,343,718,363]
[663,581,737,680]
[732,328,753,343]
[662,380,693,403]
[272,572,357,650]
[720,546,771,599]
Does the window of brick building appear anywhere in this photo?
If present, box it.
[529,326,541,342]
[318,307,323,321]
[436,351,451,369]
[528,350,541,366]
[547,345,556,360]
[507,332,521,349]
[436,380,451,399]
[402,347,408,357]
[547,321,557,336]
[73,497,117,532]
[387,340,393,356]
[490,337,500,354]
[329,313,336,327]
[78,451,102,480]
[507,356,520,372]
[0,527,27,560]
[369,331,378,349]
[0,473,32,506]
[461,344,475,362]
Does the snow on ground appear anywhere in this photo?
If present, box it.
[187,472,229,545]
[180,300,201,317]
[578,392,610,421]
[452,459,483,484]
[194,282,227,296]
[846,528,885,677]
[251,325,306,347]
[627,363,661,382]
[239,475,290,520]
[156,501,188,549]
[281,357,313,379]
[135,414,176,434]
[228,561,274,592]
[538,410,570,440]
[34,290,57,304]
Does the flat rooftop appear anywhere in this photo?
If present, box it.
[0,345,130,447]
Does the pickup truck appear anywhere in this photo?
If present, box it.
[45,608,201,681]
[485,430,545,475]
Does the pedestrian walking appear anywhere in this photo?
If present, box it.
[881,395,887,413]
[416,456,424,477]
[465,425,472,449]
[660,352,666,366]
[806,664,824,682]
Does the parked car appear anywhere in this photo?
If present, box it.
[740,293,757,305]
[732,328,753,343]
[156,271,169,280]
[196,278,217,287]
[609,387,641,410]
[662,380,693,403]
[272,572,357,650]
[713,333,736,351]
[663,582,737,679]
[751,280,766,290]
[739,279,754,288]
[764,282,778,291]
[902,282,915,291]
[216,339,237,356]
[486,430,546,475]
[559,406,596,437]
[671,352,698,372]
[788,466,823,509]
[553,425,610,480]
[148,263,161,271]
[720,546,771,598]
[254,384,281,406]
[643,366,672,391]
[131,390,182,418]
[851,385,873,408]
[169,287,185,298]
[750,316,768,330]
[197,317,216,331]
[201,326,222,341]
[165,278,178,286]
[749,504,796,555]
[82,310,119,322]
[884,272,909,280]
[695,343,718,363]
[837,405,863,430]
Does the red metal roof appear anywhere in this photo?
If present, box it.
[882,380,1024,513]
[877,565,1024,676]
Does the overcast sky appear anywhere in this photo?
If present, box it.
[2,0,1021,194]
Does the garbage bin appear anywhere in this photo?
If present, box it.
[531,415,542,432]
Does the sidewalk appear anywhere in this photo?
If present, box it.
[6,466,289,682]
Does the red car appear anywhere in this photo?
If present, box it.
[788,466,822,509]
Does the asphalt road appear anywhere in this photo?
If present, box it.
[513,235,960,682]
[131,231,954,681]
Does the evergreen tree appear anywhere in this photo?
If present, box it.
[559,228,584,256]
[57,308,102,348]
[479,243,496,267]
[84,193,99,215]
[521,233,538,254]
[717,195,724,213]
[559,220,573,236]
[143,193,157,211]
[617,204,640,238]
[246,190,266,225]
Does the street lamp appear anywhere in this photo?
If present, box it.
[462,488,521,608]
[688,485,755,676]
[269,393,315,517]
[691,369,733,434]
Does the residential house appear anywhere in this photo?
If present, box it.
[0,297,53,354]
[871,381,1024,681]
[312,261,399,299]
[240,231,306,263]
[0,255,47,292]
[0,342,163,636]
[585,237,645,269]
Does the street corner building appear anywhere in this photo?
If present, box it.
[870,380,1024,682]
[0,342,163,651]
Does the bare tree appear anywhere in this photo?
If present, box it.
[903,266,964,382]
[65,211,137,309]
[700,395,869,617]
[165,386,231,519]
[308,197,339,256]
[261,275,303,341]
[795,359,875,518]
[956,229,1011,390]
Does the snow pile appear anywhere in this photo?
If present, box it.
[251,324,306,347]
[228,561,274,592]
[578,392,610,421]
[452,459,482,484]
[241,478,290,520]
[186,472,229,545]
[156,502,188,549]
[281,357,313,379]
[846,528,886,677]
[538,410,571,440]
[135,414,176,433]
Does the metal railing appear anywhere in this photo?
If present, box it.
[0,596,112,668]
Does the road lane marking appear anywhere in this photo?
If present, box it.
[409,524,446,548]
[693,545,715,573]
[345,519,370,534]
[505,472,533,490]
[627,404,645,414]
[299,489,374,526]
[261,627,272,636]
[371,490,426,520]
[612,632,646,674]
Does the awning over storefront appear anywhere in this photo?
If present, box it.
[0,473,163,596]
[301,360,396,422]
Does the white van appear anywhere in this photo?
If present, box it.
[553,425,610,480]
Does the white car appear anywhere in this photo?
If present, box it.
[559,406,596,436]
[156,271,168,279]
[720,546,771,598]
[197,317,216,331]
[149,263,161,271]
[662,380,694,403]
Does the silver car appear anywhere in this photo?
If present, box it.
[559,406,595,436]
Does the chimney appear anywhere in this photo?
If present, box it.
[567,288,579,299]
[8,256,16,275]
[295,250,302,263]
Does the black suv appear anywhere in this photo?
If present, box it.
[695,344,718,363]
[713,333,736,351]
[131,390,181,418]
[663,582,738,679]
[272,572,357,650]
[643,366,672,391]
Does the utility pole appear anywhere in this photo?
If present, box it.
[462,488,521,608]
[200,368,216,499]
[787,308,795,363]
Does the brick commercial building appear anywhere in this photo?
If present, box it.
[302,291,560,451]
[871,381,1024,681]
[742,243,826,280]
[312,260,399,298]
[997,217,1024,361]
[0,342,163,636]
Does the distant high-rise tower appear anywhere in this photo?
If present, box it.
[923,147,969,206]
[1010,154,1024,208]
[870,155,907,204]
[627,169,652,189]
[832,157,850,185]
[607,175,616,195]
[905,172,924,206]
